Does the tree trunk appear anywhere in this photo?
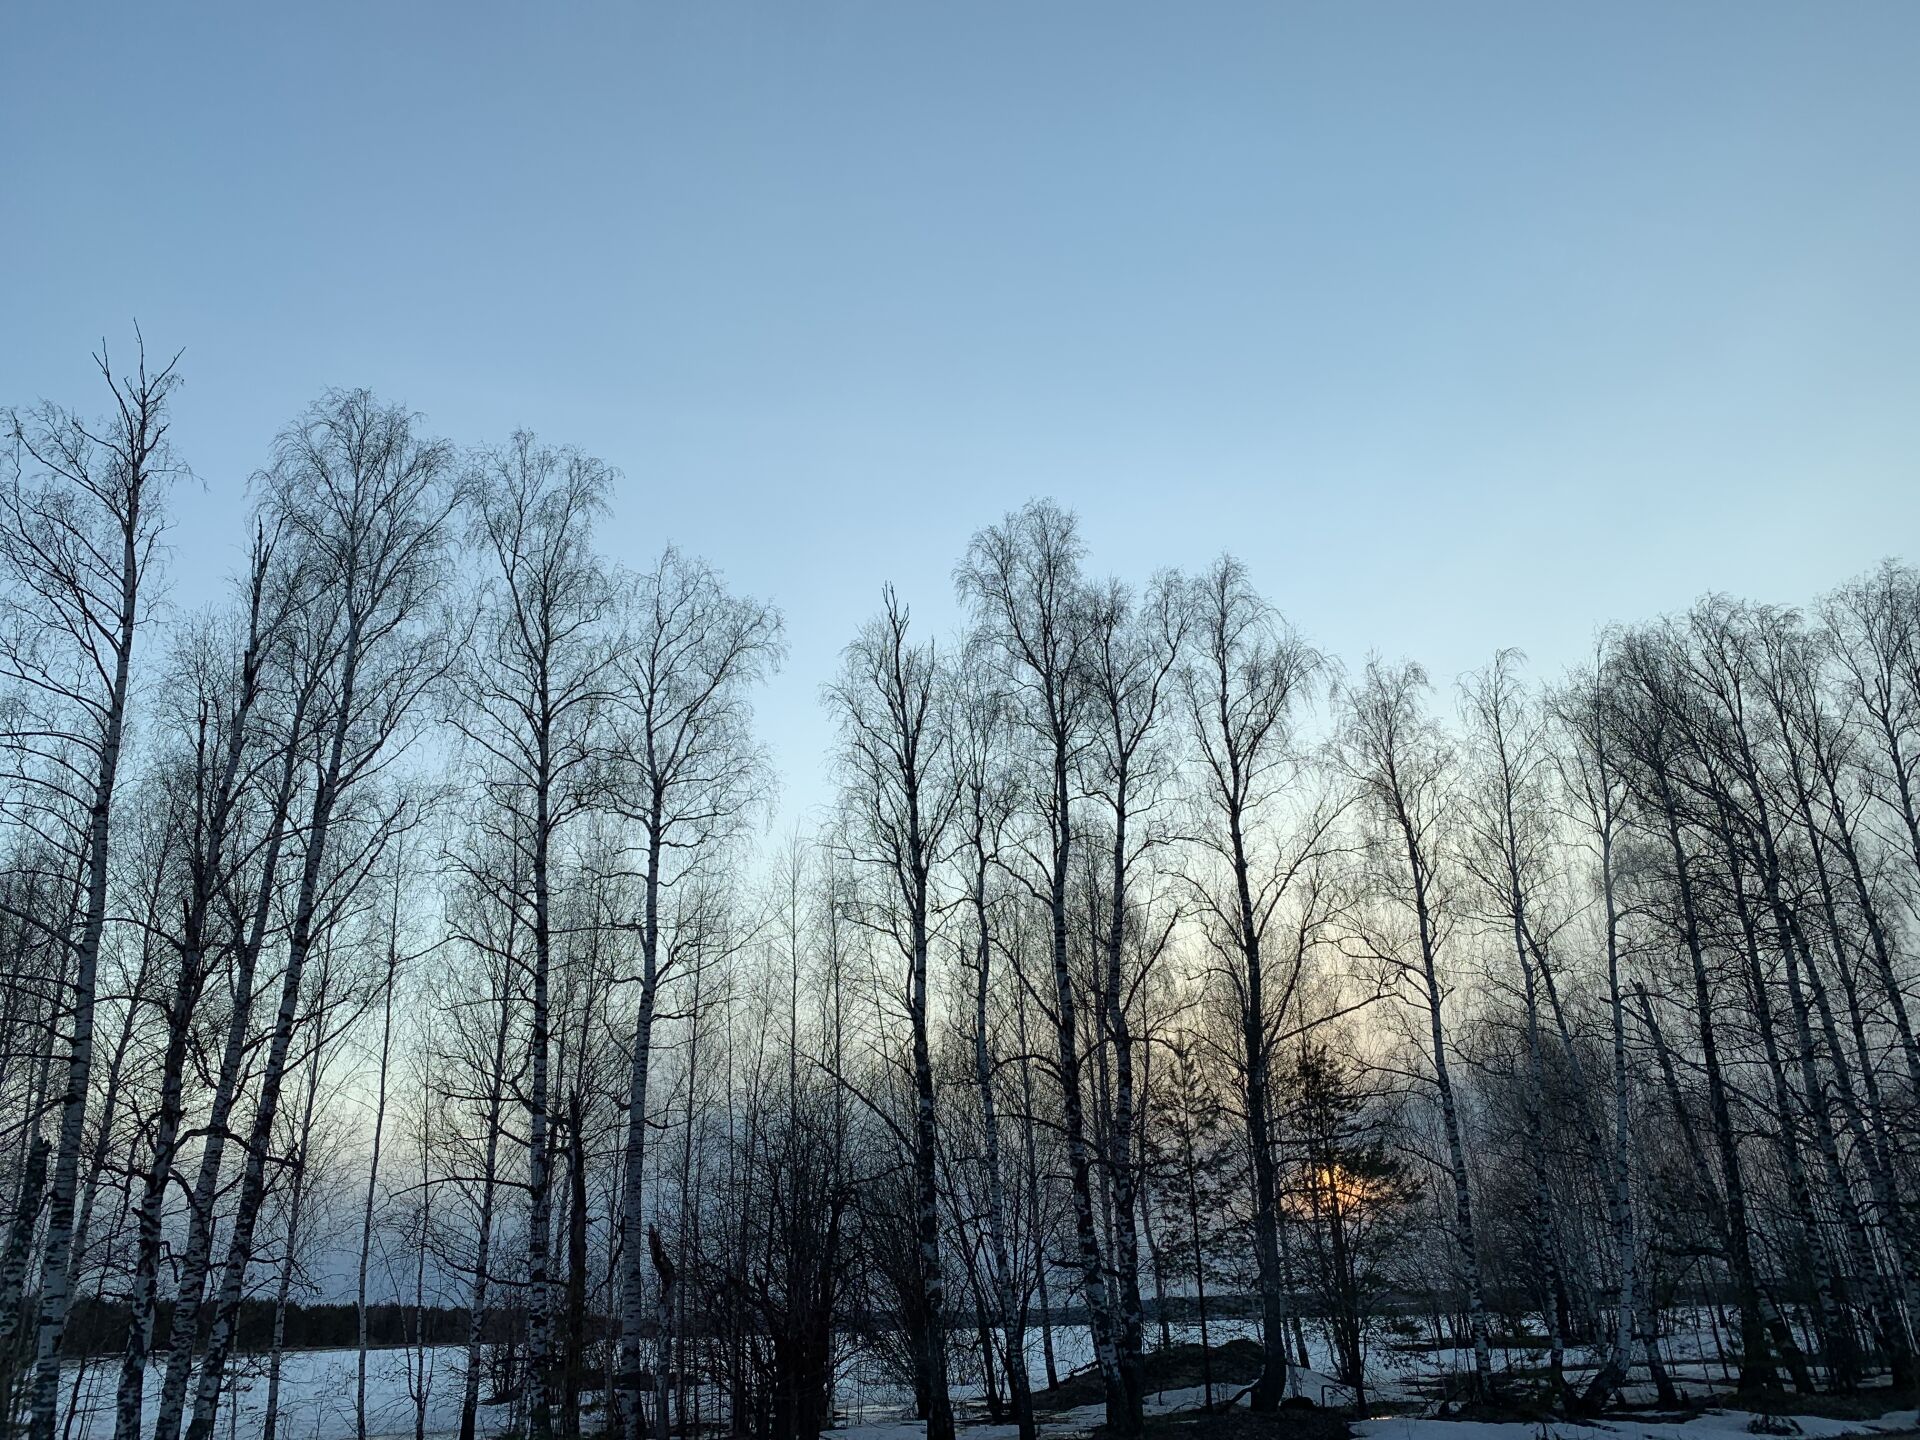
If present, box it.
[1015,992,1059,1392]
[1516,939,1567,1394]
[1578,805,1638,1410]
[0,1134,49,1432]
[1044,747,1127,1428]
[1215,788,1294,1413]
[909,891,954,1440]
[1185,1134,1213,1412]
[358,943,399,1440]
[264,1039,325,1440]
[649,1225,675,1440]
[618,821,664,1440]
[187,633,364,1440]
[1103,812,1146,1430]
[1389,793,1492,1396]
[148,712,302,1440]
[459,967,513,1440]
[27,487,142,1440]
[1649,775,1782,1394]
[563,1097,589,1437]
[972,875,1034,1440]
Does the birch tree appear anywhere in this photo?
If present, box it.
[182,390,457,1440]
[1341,659,1493,1396]
[146,609,319,1440]
[829,587,959,1440]
[1823,564,1920,955]
[437,840,530,1440]
[1078,572,1184,1429]
[610,547,781,1440]
[1458,650,1568,1391]
[114,530,302,1440]
[957,500,1132,1435]
[1604,628,1786,1395]
[0,338,180,1440]
[951,677,1036,1440]
[1180,556,1335,1409]
[1552,657,1642,1408]
[455,432,619,1440]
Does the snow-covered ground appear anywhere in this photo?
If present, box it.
[55,1346,494,1440]
[1356,1410,1920,1440]
[53,1313,1920,1440]
[67,1326,1293,1440]
[834,1403,1920,1440]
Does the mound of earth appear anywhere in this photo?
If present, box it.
[1037,1340,1275,1411]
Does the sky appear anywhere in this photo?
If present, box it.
[5,4,1919,831]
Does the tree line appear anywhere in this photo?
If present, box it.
[2,342,1919,1440]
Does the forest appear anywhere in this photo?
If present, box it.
[3,344,1919,1440]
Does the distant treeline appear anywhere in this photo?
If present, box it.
[55,1298,488,1358]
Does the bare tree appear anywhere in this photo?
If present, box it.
[951,678,1036,1440]
[1552,656,1642,1407]
[1079,572,1185,1429]
[456,432,619,1440]
[146,614,319,1440]
[437,838,531,1440]
[958,500,1133,1435]
[1180,556,1334,1409]
[357,838,437,1440]
[610,547,781,1440]
[114,527,303,1440]
[1603,627,1786,1395]
[1458,650,1569,1392]
[0,337,180,1440]
[828,587,960,1440]
[1820,563,1920,1088]
[1341,659,1493,1396]
[1755,607,1920,1382]
[181,389,458,1440]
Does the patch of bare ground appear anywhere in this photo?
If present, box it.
[1036,1340,1270,1413]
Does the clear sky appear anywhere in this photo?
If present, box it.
[5,4,1918,830]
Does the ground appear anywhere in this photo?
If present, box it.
[50,1324,1920,1440]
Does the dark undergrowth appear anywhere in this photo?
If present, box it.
[1730,1384,1920,1422]
[1419,1370,1920,1426]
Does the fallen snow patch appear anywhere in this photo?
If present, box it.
[1357,1408,1920,1440]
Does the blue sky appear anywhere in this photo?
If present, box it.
[5,4,1918,827]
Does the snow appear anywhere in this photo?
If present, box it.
[1356,1410,1920,1440]
[55,1313,1920,1440]
[836,1404,1920,1440]
[55,1347,498,1440]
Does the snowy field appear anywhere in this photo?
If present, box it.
[58,1326,1265,1440]
[51,1315,1920,1440]
[54,1347,491,1440]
